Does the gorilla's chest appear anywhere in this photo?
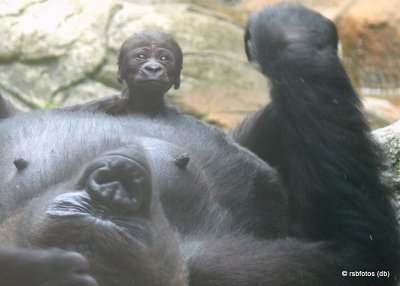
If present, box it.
[0,111,260,223]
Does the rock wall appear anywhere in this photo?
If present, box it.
[0,0,267,128]
[374,120,400,194]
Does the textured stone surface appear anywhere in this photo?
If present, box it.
[337,0,400,94]
[0,0,115,109]
[0,1,267,128]
[374,120,400,193]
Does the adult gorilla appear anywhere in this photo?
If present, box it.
[0,3,399,286]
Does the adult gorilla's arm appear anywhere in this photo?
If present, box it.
[231,104,282,168]
[233,3,400,285]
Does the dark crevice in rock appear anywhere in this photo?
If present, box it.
[19,56,59,65]
[184,52,249,64]
[0,0,47,17]
[186,4,243,28]
[0,84,40,109]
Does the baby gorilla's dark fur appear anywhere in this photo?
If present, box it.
[68,31,182,116]
[0,4,399,286]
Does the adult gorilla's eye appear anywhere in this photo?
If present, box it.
[159,55,170,62]
[135,53,148,60]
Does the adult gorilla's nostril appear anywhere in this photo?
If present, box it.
[85,155,151,213]
[86,166,122,200]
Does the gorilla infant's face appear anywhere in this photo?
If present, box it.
[126,42,177,93]
[118,32,182,95]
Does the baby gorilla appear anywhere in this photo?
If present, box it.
[117,31,182,95]
[69,31,182,115]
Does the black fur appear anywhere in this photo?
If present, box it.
[0,109,287,286]
[67,31,182,115]
[0,4,399,286]
[234,3,400,285]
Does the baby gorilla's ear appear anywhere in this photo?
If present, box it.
[174,72,181,90]
[117,52,126,84]
[117,43,129,84]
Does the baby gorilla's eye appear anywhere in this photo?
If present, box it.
[159,55,170,62]
[135,53,148,60]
